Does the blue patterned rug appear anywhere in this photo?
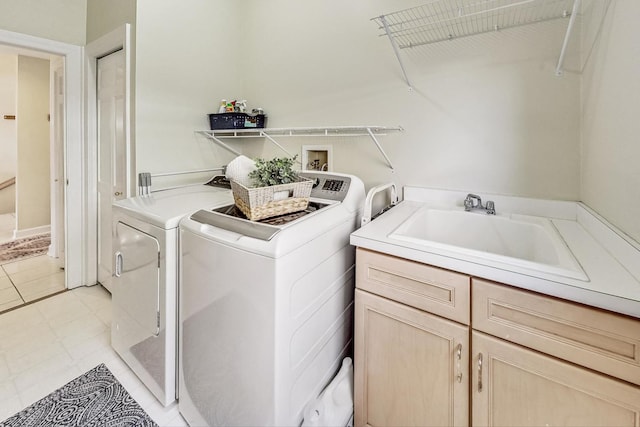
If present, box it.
[0,364,157,427]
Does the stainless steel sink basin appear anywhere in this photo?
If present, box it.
[388,207,587,280]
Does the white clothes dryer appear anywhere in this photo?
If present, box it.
[111,180,233,407]
[178,171,365,426]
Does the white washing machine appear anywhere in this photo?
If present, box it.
[111,178,233,407]
[178,171,365,426]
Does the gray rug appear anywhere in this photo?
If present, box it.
[0,364,158,427]
[0,233,51,264]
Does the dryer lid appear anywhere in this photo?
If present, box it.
[113,185,233,229]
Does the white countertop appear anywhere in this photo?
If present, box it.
[350,187,640,319]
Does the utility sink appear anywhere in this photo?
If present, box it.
[389,207,587,280]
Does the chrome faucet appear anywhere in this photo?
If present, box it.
[464,193,496,215]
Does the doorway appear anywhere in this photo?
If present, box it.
[0,49,58,239]
[0,45,68,310]
[0,28,84,290]
[0,49,63,256]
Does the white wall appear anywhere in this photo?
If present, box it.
[112,0,640,246]
[0,53,16,214]
[86,0,135,44]
[240,0,581,200]
[134,0,244,189]
[581,0,640,244]
[0,0,86,45]
[16,55,50,231]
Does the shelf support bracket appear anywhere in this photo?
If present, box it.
[205,132,242,157]
[261,132,300,164]
[379,15,413,90]
[366,127,395,171]
[555,0,581,77]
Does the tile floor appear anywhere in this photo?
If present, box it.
[0,284,188,426]
[0,255,66,313]
[0,212,66,313]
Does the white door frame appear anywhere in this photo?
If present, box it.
[0,29,83,288]
[85,24,133,286]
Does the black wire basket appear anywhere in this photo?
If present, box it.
[208,113,267,130]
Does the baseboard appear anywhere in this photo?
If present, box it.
[13,224,51,240]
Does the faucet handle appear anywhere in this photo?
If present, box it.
[485,200,496,215]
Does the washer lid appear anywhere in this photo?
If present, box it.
[113,185,233,229]
[189,201,333,241]
[190,209,281,241]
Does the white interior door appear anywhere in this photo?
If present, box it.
[49,56,65,268]
[97,49,126,292]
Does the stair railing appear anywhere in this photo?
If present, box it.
[0,177,15,191]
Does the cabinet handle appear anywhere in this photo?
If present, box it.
[477,353,483,392]
[115,252,123,277]
[455,343,463,383]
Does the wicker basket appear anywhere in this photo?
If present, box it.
[230,178,314,221]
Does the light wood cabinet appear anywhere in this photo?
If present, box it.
[355,248,470,324]
[472,331,640,427]
[472,278,640,386]
[354,289,469,427]
[354,248,640,427]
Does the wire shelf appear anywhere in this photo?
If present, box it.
[198,126,403,138]
[197,126,403,170]
[372,0,576,48]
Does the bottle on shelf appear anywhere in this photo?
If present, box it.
[218,99,227,114]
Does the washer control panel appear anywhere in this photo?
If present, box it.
[301,172,352,202]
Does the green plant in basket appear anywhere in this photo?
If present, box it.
[249,155,299,187]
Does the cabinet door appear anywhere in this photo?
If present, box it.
[111,222,162,376]
[112,221,161,340]
[472,331,640,427]
[355,289,469,427]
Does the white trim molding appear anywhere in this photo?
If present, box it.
[13,225,51,240]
